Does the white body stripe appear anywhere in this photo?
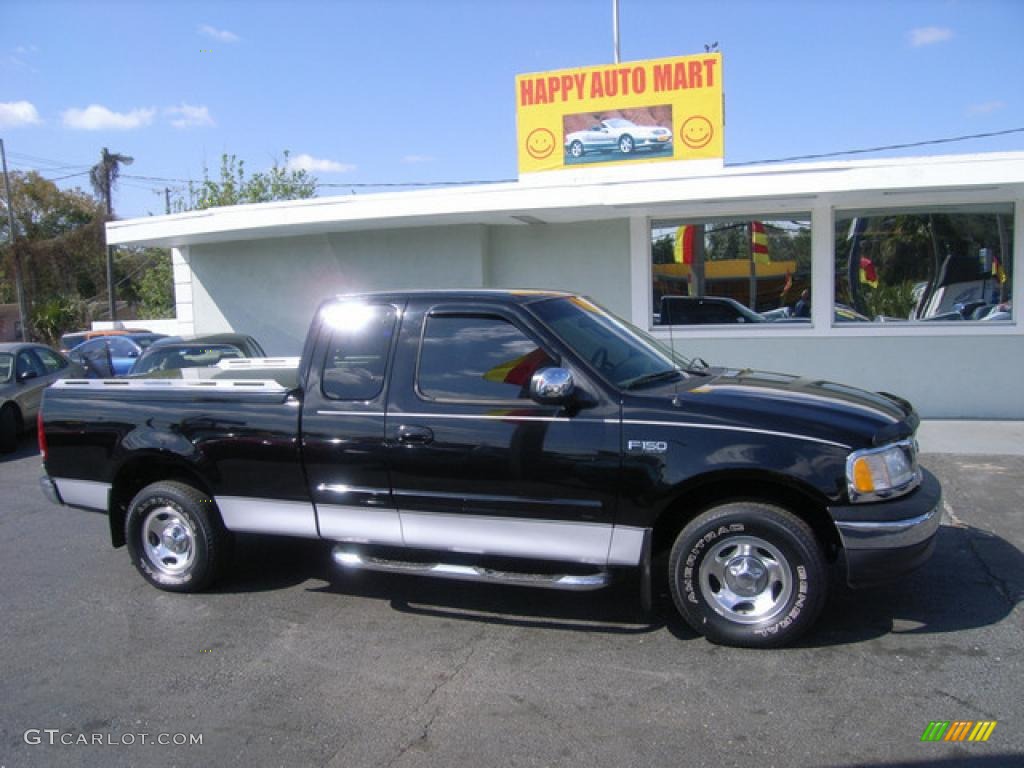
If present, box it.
[399,510,614,565]
[317,504,404,546]
[215,496,318,537]
[53,478,110,511]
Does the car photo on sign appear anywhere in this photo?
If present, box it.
[563,105,673,165]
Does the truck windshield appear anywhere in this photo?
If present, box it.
[529,296,693,389]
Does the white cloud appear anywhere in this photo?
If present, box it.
[198,24,239,43]
[62,104,156,131]
[0,100,41,128]
[401,154,435,164]
[14,44,38,55]
[286,153,355,173]
[908,26,953,47]
[967,100,1006,116]
[166,103,215,129]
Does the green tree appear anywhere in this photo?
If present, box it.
[31,296,82,347]
[135,249,175,318]
[175,150,317,211]
[0,171,105,313]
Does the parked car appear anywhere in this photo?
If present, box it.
[0,342,83,452]
[59,328,154,354]
[128,342,248,376]
[565,118,672,158]
[147,333,266,358]
[658,295,766,325]
[40,290,940,648]
[67,333,167,377]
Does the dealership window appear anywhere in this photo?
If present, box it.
[651,215,812,326]
[833,204,1014,324]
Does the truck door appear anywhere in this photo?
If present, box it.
[385,299,623,566]
[302,300,403,545]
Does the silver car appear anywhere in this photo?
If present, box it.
[0,343,84,452]
[565,118,673,158]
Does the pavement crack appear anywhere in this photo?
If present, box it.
[946,500,1015,607]
[380,629,487,768]
[933,688,998,720]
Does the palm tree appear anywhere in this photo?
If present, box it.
[89,147,133,216]
[89,148,133,320]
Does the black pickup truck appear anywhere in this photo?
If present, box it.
[39,290,941,648]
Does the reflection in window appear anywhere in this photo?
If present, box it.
[322,305,397,401]
[651,216,811,325]
[418,315,555,401]
[834,205,1013,323]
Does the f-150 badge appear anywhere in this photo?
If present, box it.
[627,440,668,454]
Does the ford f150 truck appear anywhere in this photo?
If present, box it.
[39,290,941,648]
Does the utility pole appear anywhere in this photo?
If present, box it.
[165,187,171,215]
[612,0,621,63]
[0,138,30,341]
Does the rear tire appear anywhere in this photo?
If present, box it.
[668,502,826,648]
[125,481,228,592]
[0,404,19,453]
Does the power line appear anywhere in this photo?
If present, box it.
[732,127,1024,166]
[9,125,1023,195]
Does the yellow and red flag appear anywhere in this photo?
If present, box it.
[673,225,695,265]
[993,253,1007,284]
[483,348,551,387]
[859,256,879,288]
[751,221,770,265]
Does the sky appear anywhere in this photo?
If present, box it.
[2,0,1023,219]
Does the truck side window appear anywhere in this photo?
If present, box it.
[321,305,397,400]
[418,314,555,401]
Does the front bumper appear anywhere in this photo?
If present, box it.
[829,468,942,588]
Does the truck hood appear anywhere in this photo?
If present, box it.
[627,368,917,450]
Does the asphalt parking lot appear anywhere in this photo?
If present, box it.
[1,435,1021,768]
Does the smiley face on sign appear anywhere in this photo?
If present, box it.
[525,128,556,159]
[680,116,714,149]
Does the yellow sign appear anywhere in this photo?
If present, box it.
[515,53,723,174]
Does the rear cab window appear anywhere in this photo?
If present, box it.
[320,304,398,401]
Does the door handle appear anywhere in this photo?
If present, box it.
[397,425,434,445]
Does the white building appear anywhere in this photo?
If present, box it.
[107,151,1024,419]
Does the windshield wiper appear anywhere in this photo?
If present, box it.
[625,369,683,389]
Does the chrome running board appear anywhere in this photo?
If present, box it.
[331,547,609,591]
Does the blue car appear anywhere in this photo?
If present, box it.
[68,333,166,377]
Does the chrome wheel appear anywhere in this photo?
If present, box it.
[619,135,634,153]
[142,505,195,576]
[698,535,793,625]
[570,140,584,158]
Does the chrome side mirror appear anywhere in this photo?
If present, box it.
[530,367,574,405]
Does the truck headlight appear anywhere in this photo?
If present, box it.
[845,439,921,503]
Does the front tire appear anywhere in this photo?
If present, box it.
[668,502,826,648]
[618,134,635,154]
[125,481,228,592]
[569,140,584,158]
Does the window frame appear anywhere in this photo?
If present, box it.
[635,197,1020,339]
[830,202,1015,329]
[649,212,814,330]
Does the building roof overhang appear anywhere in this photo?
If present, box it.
[106,151,1024,248]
